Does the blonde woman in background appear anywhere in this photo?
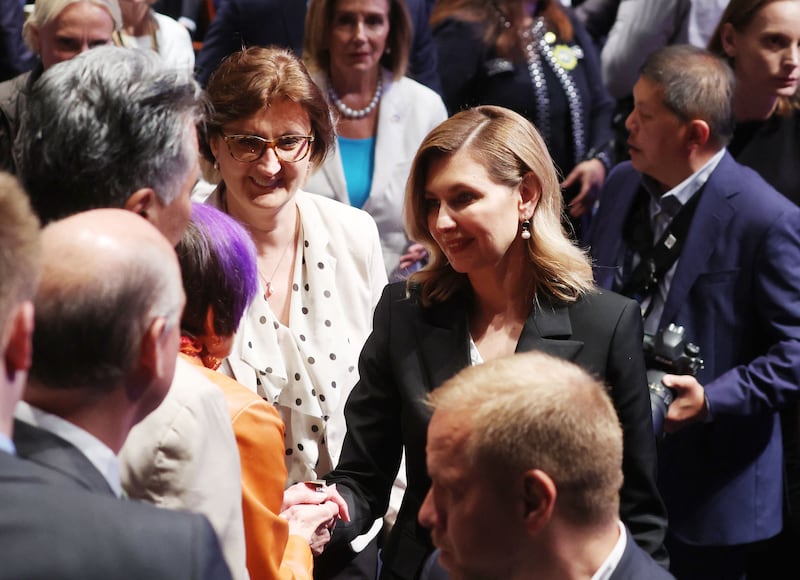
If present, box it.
[303,0,447,276]
[0,0,121,173]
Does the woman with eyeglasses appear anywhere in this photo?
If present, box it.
[201,45,388,576]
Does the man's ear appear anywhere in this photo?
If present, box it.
[138,316,168,381]
[4,301,34,381]
[521,469,557,533]
[685,119,711,149]
[124,188,158,221]
[518,172,542,219]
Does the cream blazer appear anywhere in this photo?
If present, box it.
[119,357,248,580]
[305,70,448,273]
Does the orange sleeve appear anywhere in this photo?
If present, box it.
[228,389,313,580]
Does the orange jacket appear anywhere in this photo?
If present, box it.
[181,353,312,580]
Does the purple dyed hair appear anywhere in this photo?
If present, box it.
[176,202,258,338]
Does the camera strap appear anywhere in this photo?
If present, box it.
[620,184,705,302]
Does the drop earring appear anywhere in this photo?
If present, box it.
[521,219,531,240]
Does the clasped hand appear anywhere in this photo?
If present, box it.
[280,481,350,555]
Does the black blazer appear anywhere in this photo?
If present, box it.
[326,282,667,579]
[13,419,116,496]
[0,450,232,580]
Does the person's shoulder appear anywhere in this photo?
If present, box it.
[432,14,485,37]
[0,69,32,112]
[391,74,441,100]
[299,190,379,231]
[385,73,448,121]
[0,447,53,483]
[606,160,638,182]
[153,11,192,39]
[612,528,676,579]
[713,152,800,217]
[203,364,282,424]
[0,474,228,579]
[119,356,232,464]
[571,289,639,320]
[169,355,230,407]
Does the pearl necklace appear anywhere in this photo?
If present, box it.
[327,76,383,119]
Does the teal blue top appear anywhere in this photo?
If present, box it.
[339,136,376,209]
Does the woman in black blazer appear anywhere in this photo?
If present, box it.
[322,105,667,579]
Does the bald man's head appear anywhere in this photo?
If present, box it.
[29,209,185,396]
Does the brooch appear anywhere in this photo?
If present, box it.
[552,44,583,71]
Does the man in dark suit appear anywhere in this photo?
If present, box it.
[418,352,674,579]
[14,208,186,499]
[0,173,231,580]
[195,0,441,92]
[588,44,800,579]
[15,45,248,579]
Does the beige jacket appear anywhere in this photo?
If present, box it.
[119,357,248,580]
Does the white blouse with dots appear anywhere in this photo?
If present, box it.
[209,189,388,485]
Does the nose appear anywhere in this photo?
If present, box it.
[418,488,436,529]
[354,20,367,42]
[434,205,456,233]
[257,146,282,175]
[624,109,636,133]
[786,44,800,67]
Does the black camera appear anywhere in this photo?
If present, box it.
[643,323,704,436]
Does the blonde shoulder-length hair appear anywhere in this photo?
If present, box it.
[404,105,595,306]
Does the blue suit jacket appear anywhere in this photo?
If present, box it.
[589,154,800,545]
[0,450,232,580]
[418,528,674,579]
[195,0,441,93]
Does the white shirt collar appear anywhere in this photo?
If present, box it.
[0,432,15,455]
[642,147,726,210]
[14,401,123,497]
[591,520,628,580]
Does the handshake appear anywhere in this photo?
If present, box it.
[281,480,350,555]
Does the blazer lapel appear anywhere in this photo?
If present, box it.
[309,74,350,202]
[591,168,641,289]
[516,299,584,361]
[368,70,397,203]
[320,144,349,204]
[415,293,471,391]
[12,419,116,496]
[659,155,737,328]
[415,294,584,390]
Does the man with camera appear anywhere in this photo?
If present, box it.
[589,44,800,580]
